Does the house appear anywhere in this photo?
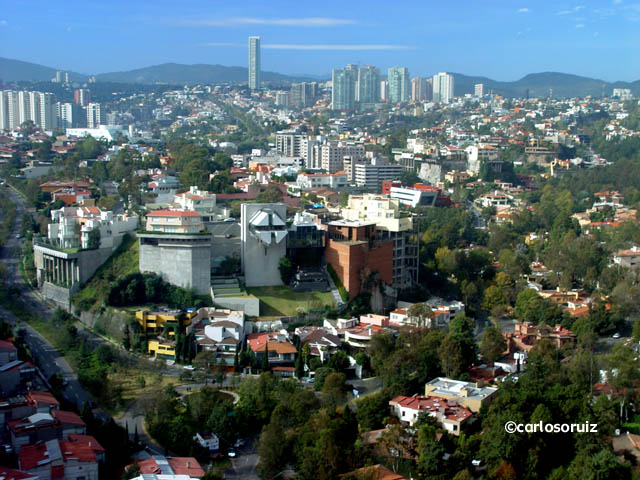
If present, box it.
[613,246,640,270]
[189,308,245,365]
[66,434,105,463]
[295,326,342,362]
[504,322,576,353]
[18,438,98,480]
[136,309,196,337]
[0,467,38,480]
[147,339,177,361]
[0,339,18,365]
[391,299,465,328]
[0,360,37,396]
[424,378,498,413]
[246,332,297,365]
[131,455,205,478]
[389,395,473,435]
[193,432,219,454]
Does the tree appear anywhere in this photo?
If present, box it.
[480,325,506,364]
[483,285,508,312]
[438,334,465,377]
[408,303,433,327]
[321,372,347,409]
[262,343,270,372]
[278,257,294,285]
[257,184,283,203]
[295,353,305,379]
[234,349,240,373]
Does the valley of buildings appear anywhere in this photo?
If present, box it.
[1,35,640,480]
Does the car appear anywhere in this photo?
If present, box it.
[234,439,245,448]
[228,448,237,458]
[612,333,621,339]
[471,459,483,467]
[183,365,195,370]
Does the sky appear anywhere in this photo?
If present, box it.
[1,0,639,82]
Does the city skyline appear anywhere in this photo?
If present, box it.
[1,0,639,82]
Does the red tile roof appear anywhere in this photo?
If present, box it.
[0,339,17,351]
[67,434,105,453]
[0,467,37,480]
[52,409,85,426]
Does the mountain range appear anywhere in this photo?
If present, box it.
[2,57,639,99]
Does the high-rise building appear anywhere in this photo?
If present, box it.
[0,92,10,131]
[332,66,357,110]
[17,91,32,125]
[314,141,365,172]
[432,72,455,103]
[411,77,430,102]
[275,92,289,107]
[86,103,102,128]
[38,92,56,130]
[74,89,90,106]
[289,82,317,108]
[388,67,410,103]
[28,91,41,125]
[56,102,74,129]
[357,65,381,104]
[380,80,389,101]
[474,83,484,98]
[248,36,261,90]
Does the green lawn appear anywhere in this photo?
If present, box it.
[246,286,334,317]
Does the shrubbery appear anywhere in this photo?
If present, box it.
[107,272,210,308]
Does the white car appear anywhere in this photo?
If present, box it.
[183,365,195,370]
[228,448,237,458]
[612,333,621,339]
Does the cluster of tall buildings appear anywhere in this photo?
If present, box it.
[0,88,102,131]
[331,63,456,110]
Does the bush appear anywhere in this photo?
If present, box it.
[327,264,348,302]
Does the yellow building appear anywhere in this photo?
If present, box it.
[148,339,177,361]
[135,309,196,336]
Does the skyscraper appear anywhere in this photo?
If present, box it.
[74,89,90,106]
[411,77,430,102]
[248,36,261,90]
[332,66,357,110]
[474,83,484,98]
[38,92,56,130]
[432,72,455,103]
[357,65,381,104]
[388,67,410,103]
[380,80,388,101]
[56,102,74,129]
[86,103,102,128]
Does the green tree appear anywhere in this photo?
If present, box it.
[408,303,433,327]
[278,257,294,285]
[480,325,506,364]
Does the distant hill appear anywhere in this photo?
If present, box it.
[94,62,311,85]
[452,72,640,98]
[0,57,87,82]
[2,57,639,98]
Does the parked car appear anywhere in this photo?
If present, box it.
[612,333,621,339]
[228,448,237,458]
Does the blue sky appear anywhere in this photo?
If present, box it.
[1,0,639,81]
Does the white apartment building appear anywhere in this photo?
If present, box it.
[465,144,499,173]
[86,103,101,128]
[56,102,74,129]
[432,72,455,104]
[295,171,347,190]
[353,161,404,190]
[275,131,311,158]
[311,141,365,172]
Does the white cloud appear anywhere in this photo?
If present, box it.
[199,42,415,51]
[575,23,585,28]
[178,17,357,27]
[263,44,415,50]
[517,8,530,13]
[574,5,586,11]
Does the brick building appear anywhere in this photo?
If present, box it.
[324,220,393,300]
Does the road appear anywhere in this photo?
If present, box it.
[0,184,94,410]
[224,436,260,480]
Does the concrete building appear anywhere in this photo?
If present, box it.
[275,92,289,107]
[56,102,74,129]
[380,80,388,101]
[357,65,381,104]
[332,65,358,110]
[295,171,347,190]
[289,82,317,108]
[324,220,393,300]
[474,83,484,97]
[353,159,404,190]
[18,438,99,480]
[174,186,228,222]
[312,141,365,172]
[388,67,410,103]
[33,207,138,309]
[613,246,640,270]
[411,77,431,102]
[241,203,288,287]
[248,36,261,90]
[86,103,101,128]
[424,377,498,413]
[613,88,632,100]
[389,185,440,207]
[341,194,417,289]
[74,89,90,106]
[465,144,499,173]
[275,131,311,158]
[432,72,454,104]
[138,210,212,295]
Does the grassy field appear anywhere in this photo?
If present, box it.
[73,234,139,311]
[110,368,185,416]
[246,285,334,317]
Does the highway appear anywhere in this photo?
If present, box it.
[0,184,93,410]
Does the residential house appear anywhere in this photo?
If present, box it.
[130,455,205,478]
[424,377,498,413]
[613,246,640,270]
[504,322,576,353]
[193,432,219,454]
[295,326,342,362]
[246,332,297,365]
[18,438,98,480]
[0,339,17,365]
[389,395,473,435]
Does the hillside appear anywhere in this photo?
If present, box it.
[0,57,87,82]
[72,234,139,312]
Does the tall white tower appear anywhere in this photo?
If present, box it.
[248,36,261,90]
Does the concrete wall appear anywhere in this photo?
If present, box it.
[241,203,287,287]
[419,159,468,184]
[211,295,260,317]
[42,282,72,311]
[139,233,212,295]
